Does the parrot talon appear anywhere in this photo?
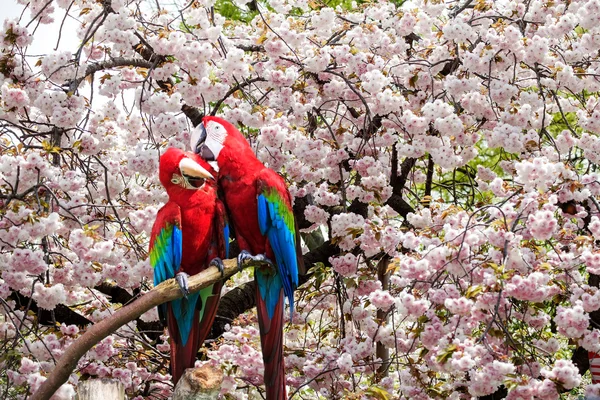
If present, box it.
[209,257,225,277]
[237,250,275,271]
[236,251,250,272]
[175,272,190,298]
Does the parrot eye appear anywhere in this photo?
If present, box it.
[171,173,205,190]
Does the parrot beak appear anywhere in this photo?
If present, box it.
[178,157,214,189]
[198,143,215,161]
[191,123,207,154]
[192,123,216,161]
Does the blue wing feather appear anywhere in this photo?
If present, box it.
[256,192,298,319]
[224,223,230,258]
[152,224,181,287]
[173,227,182,270]
[171,294,200,347]
[150,208,199,346]
[257,194,268,235]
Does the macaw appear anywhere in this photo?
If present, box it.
[149,147,229,384]
[190,116,302,400]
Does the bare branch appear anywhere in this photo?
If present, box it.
[68,58,155,92]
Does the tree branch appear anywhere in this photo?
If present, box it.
[68,58,155,92]
[209,240,340,338]
[209,77,266,117]
[10,291,92,326]
[236,44,264,52]
[94,282,134,305]
[209,281,256,339]
[385,156,415,218]
[30,259,245,400]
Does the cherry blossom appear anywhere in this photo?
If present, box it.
[2,0,600,398]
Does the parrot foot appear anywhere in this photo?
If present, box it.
[237,250,275,271]
[209,257,225,277]
[175,272,190,298]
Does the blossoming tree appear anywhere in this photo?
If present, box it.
[2,0,600,398]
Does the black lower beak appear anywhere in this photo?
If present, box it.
[198,143,215,161]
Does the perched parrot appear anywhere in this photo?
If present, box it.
[149,147,229,384]
[190,116,302,400]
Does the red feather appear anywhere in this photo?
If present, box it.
[204,116,296,399]
[151,149,227,385]
[167,306,202,383]
[256,286,285,400]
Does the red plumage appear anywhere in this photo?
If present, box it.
[200,116,301,400]
[150,148,227,384]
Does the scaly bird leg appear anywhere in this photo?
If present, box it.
[209,257,225,278]
[175,272,190,298]
[237,250,275,272]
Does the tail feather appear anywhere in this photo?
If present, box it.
[196,282,223,349]
[256,283,286,400]
[167,305,201,384]
[167,282,223,384]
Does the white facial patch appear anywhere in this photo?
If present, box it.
[204,121,227,160]
[208,160,220,172]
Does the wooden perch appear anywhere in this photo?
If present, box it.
[31,259,242,400]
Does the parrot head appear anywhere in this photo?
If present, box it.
[159,148,215,192]
[190,116,250,169]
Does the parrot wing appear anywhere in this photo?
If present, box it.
[255,170,297,399]
[150,201,202,384]
[149,201,182,325]
[256,170,299,318]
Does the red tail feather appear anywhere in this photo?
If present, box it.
[195,282,223,354]
[167,283,223,385]
[256,284,286,400]
[167,305,201,384]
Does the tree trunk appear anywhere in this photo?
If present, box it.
[376,256,391,379]
[173,365,223,400]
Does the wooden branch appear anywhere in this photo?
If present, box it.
[68,57,155,92]
[30,259,242,400]
[9,291,92,326]
[375,256,391,379]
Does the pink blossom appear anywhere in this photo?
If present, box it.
[541,359,581,390]
[527,209,558,241]
[369,289,395,311]
[555,303,589,338]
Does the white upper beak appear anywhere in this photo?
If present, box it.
[178,157,214,180]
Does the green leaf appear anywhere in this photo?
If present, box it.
[465,285,484,299]
[436,344,458,364]
[365,386,391,400]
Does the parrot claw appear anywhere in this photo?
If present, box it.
[237,250,275,271]
[209,257,225,277]
[175,272,190,298]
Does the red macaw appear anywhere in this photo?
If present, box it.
[149,148,229,384]
[191,116,301,400]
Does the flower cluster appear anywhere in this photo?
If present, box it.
[2,0,600,398]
